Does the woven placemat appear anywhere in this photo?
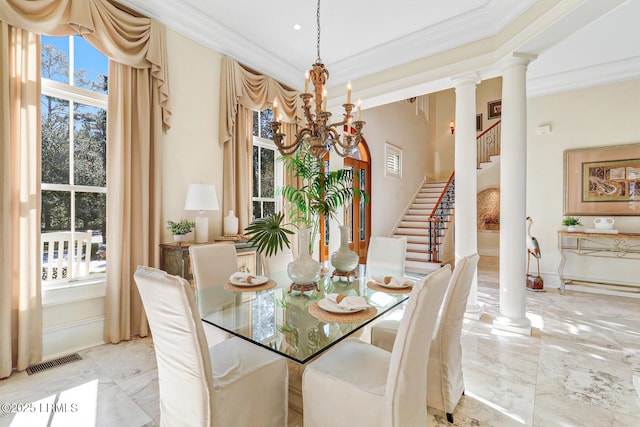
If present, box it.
[367,281,412,294]
[224,279,276,292]
[308,302,377,323]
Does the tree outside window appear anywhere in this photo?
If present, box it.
[252,108,281,220]
[41,35,108,282]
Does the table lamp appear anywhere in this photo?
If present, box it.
[184,184,219,243]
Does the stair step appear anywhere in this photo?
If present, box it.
[396,227,431,236]
[405,260,443,274]
[404,214,430,222]
[399,221,431,228]
[406,252,432,261]
[393,234,442,244]
[411,204,436,210]
[408,209,432,215]
[407,243,430,251]
[421,182,446,188]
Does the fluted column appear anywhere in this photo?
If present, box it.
[452,73,482,319]
[494,53,536,335]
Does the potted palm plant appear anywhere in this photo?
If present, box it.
[245,145,367,284]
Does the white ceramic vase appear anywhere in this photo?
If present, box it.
[331,225,359,273]
[173,233,187,242]
[567,226,577,232]
[224,210,239,235]
[287,228,321,284]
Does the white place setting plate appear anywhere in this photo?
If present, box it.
[372,276,414,289]
[229,274,269,287]
[318,298,365,314]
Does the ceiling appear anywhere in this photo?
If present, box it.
[119,0,640,105]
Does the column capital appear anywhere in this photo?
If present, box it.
[497,52,538,72]
[451,71,480,89]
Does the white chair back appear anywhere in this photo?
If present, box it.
[189,243,238,290]
[134,266,214,427]
[189,243,238,346]
[366,236,407,276]
[385,264,451,425]
[428,253,479,414]
[261,250,294,275]
[41,231,92,281]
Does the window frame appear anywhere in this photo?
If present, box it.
[40,35,108,291]
[251,109,283,220]
[384,142,402,179]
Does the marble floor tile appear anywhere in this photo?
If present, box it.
[1,256,638,427]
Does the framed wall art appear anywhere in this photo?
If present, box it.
[487,99,501,119]
[476,113,483,132]
[564,143,640,215]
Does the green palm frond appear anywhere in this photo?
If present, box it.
[247,145,370,256]
[244,212,294,257]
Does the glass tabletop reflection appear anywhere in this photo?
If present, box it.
[195,271,409,364]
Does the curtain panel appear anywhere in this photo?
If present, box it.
[0,0,172,374]
[0,23,42,379]
[219,56,302,233]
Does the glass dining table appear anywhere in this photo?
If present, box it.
[195,269,410,365]
[194,268,411,414]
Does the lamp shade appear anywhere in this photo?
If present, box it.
[184,184,219,211]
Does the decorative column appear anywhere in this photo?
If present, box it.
[452,73,482,319]
[494,53,536,335]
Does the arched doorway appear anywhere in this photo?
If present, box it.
[342,137,371,263]
[318,135,371,264]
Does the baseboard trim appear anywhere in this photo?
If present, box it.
[43,315,106,360]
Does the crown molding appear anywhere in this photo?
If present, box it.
[526,56,640,98]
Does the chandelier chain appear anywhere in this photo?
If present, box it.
[316,0,322,63]
[269,0,365,159]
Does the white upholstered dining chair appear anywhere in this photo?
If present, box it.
[370,253,480,423]
[302,264,452,427]
[366,236,407,277]
[261,249,294,275]
[189,243,238,346]
[134,266,288,427]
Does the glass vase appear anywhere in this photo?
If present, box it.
[331,225,359,273]
[287,228,321,284]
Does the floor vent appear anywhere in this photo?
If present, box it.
[26,353,82,375]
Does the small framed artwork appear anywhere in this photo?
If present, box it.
[564,143,640,215]
[476,114,483,132]
[488,99,501,119]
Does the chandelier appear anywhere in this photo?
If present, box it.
[270,0,365,159]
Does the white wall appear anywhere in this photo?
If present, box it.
[527,79,640,287]
[162,29,225,243]
[361,100,432,237]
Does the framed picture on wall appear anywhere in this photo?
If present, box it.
[564,143,640,215]
[488,99,501,119]
[476,113,483,132]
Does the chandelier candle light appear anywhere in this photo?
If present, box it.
[270,0,365,159]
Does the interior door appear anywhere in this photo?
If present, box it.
[343,142,371,264]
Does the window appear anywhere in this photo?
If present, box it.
[385,142,402,178]
[41,35,108,285]
[252,109,282,220]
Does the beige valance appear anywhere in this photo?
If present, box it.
[219,56,301,146]
[0,0,170,128]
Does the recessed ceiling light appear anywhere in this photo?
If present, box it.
[293,24,302,31]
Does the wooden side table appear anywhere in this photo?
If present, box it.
[159,241,260,284]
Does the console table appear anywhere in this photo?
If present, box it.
[557,231,640,294]
[159,241,259,285]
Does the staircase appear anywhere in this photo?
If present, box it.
[391,120,501,274]
[392,177,454,274]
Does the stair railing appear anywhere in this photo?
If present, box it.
[477,120,501,167]
[427,172,455,262]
